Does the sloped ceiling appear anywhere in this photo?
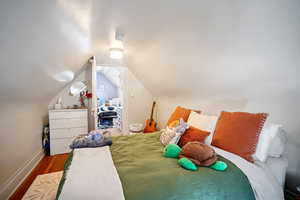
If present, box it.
[0,0,95,102]
[107,0,300,99]
[2,0,299,102]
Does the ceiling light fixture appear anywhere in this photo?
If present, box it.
[110,29,124,59]
[110,47,124,59]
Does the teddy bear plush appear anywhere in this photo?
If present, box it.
[163,142,227,171]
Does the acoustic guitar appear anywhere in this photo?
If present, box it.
[144,101,157,133]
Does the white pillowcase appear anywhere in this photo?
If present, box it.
[253,123,282,162]
[268,128,287,157]
[187,111,218,145]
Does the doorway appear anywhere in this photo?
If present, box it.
[95,66,125,134]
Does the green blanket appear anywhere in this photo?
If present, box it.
[57,132,255,200]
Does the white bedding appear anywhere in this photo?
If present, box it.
[213,146,285,200]
[257,157,288,187]
[58,147,125,200]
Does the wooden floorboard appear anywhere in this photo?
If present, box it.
[9,153,69,200]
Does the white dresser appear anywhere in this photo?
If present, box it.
[49,109,88,155]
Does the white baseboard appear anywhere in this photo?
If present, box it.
[0,149,45,200]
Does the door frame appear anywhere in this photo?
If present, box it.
[92,63,128,133]
[90,56,98,131]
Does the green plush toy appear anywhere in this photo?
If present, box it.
[210,161,228,171]
[163,143,228,171]
[164,144,182,158]
[178,158,198,171]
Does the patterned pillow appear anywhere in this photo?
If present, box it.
[160,119,189,145]
[160,127,176,145]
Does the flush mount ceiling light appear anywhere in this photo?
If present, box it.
[110,47,124,59]
[110,30,124,59]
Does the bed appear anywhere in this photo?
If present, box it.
[56,132,285,200]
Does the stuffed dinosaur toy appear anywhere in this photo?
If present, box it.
[163,142,227,171]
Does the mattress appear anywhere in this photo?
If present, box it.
[213,146,285,200]
[256,157,288,187]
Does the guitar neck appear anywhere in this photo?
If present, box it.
[150,101,156,121]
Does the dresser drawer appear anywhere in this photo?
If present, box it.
[51,127,87,139]
[49,110,87,119]
[50,118,87,129]
[50,138,73,155]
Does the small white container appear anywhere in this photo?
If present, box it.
[129,123,143,133]
[54,103,62,110]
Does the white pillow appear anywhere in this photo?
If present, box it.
[187,111,218,145]
[268,128,287,157]
[253,123,282,162]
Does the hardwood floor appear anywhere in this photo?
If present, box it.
[9,153,69,200]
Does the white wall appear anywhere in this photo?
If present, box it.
[96,72,119,101]
[124,69,155,131]
[0,101,47,198]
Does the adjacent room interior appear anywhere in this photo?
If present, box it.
[96,66,123,133]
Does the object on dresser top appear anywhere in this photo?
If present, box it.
[70,130,112,149]
[69,81,87,96]
[54,97,63,110]
[49,109,88,155]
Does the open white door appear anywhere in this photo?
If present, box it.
[90,56,98,130]
[119,67,129,134]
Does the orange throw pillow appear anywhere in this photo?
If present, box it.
[167,106,201,126]
[212,111,268,162]
[178,126,210,148]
